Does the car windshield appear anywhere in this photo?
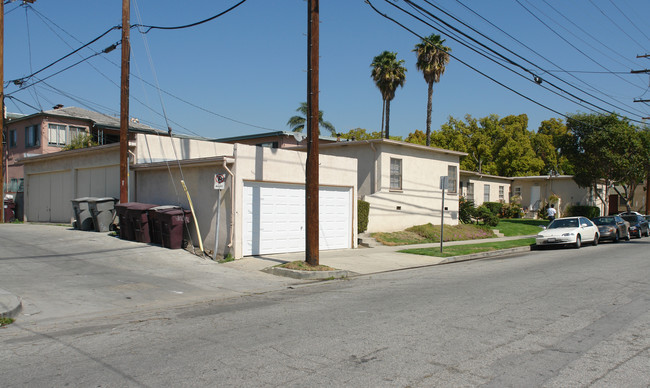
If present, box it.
[548,219,578,229]
[621,215,638,224]
[593,217,615,226]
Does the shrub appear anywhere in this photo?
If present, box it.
[501,202,523,218]
[565,205,600,219]
[476,205,500,227]
[459,196,476,224]
[483,202,504,216]
[358,200,370,233]
[62,133,98,151]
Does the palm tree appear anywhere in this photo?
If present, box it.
[286,102,336,136]
[371,51,407,139]
[414,34,451,146]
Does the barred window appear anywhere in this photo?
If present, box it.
[390,158,402,190]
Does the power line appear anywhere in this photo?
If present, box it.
[588,0,648,51]
[401,0,648,122]
[132,0,248,33]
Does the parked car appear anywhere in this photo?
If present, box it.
[618,212,650,238]
[536,216,600,248]
[592,216,630,243]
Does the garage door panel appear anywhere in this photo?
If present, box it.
[243,182,351,256]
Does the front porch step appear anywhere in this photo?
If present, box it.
[492,229,505,238]
[358,232,381,248]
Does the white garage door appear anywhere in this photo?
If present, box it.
[243,182,352,256]
[26,170,73,223]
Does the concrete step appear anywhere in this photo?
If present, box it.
[358,232,382,248]
[492,229,505,238]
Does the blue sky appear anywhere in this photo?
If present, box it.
[4,0,650,140]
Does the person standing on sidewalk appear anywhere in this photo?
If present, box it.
[547,204,557,222]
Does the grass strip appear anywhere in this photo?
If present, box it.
[399,238,536,258]
[496,219,548,236]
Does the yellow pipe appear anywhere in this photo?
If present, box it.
[181,180,204,253]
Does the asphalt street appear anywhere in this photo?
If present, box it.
[1,229,649,387]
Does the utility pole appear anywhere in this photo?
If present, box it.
[305,0,319,266]
[119,0,130,203]
[631,55,650,214]
[1,0,4,223]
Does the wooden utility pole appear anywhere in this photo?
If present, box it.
[631,56,650,214]
[305,0,319,266]
[1,0,4,223]
[119,0,130,203]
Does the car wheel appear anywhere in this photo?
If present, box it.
[645,228,650,237]
[592,234,599,246]
[625,231,631,241]
[574,235,581,249]
[613,232,620,243]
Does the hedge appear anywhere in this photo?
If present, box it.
[565,205,600,219]
[358,200,370,233]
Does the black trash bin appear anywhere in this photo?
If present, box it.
[127,203,158,243]
[159,208,192,249]
[3,199,16,223]
[71,197,95,230]
[88,197,117,232]
[148,206,181,245]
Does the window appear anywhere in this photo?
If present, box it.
[9,130,17,148]
[467,183,474,202]
[257,141,279,148]
[447,165,457,193]
[514,187,522,198]
[49,124,67,146]
[459,181,464,196]
[7,178,24,192]
[390,158,402,190]
[499,186,505,201]
[25,125,40,147]
[48,124,88,146]
[484,184,490,202]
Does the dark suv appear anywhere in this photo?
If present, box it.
[619,212,650,238]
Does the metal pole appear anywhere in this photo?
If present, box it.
[214,189,221,260]
[440,184,445,253]
[305,0,319,266]
[119,0,130,203]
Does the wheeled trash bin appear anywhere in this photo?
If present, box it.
[87,197,117,232]
[71,197,95,231]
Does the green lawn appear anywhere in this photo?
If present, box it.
[496,219,548,236]
[399,238,536,258]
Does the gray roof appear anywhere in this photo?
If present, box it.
[6,106,160,133]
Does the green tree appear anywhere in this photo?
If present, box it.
[286,102,336,135]
[413,34,451,146]
[338,128,382,141]
[536,118,573,174]
[371,51,407,139]
[562,113,646,213]
[492,114,544,177]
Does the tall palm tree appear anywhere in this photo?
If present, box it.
[414,34,451,146]
[286,102,336,136]
[371,51,407,139]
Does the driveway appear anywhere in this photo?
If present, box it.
[0,224,301,327]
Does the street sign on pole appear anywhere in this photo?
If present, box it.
[214,173,226,190]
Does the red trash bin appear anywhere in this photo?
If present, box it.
[148,205,180,245]
[3,200,16,223]
[159,209,192,249]
[127,203,158,243]
[115,203,136,240]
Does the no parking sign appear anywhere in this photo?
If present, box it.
[214,173,226,190]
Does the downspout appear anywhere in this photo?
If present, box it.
[223,159,235,248]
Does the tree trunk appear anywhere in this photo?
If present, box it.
[385,99,391,139]
[380,99,386,139]
[426,81,433,146]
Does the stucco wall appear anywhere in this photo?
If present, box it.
[22,144,121,223]
[135,133,234,163]
[512,177,606,216]
[459,173,512,206]
[319,140,462,233]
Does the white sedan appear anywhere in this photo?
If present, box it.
[535,216,600,248]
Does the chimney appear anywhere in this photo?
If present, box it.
[53,104,64,110]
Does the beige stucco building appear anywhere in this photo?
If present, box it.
[316,139,467,233]
[459,171,512,206]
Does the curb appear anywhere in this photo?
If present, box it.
[0,290,22,319]
[262,266,357,280]
[438,245,532,264]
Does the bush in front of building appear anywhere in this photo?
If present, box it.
[358,200,370,233]
[565,205,600,219]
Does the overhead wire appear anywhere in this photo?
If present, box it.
[514,0,643,91]
[132,0,248,33]
[401,0,648,122]
[588,0,647,51]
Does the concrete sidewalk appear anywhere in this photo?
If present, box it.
[0,223,534,325]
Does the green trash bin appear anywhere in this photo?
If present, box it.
[71,197,95,231]
[88,197,117,232]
